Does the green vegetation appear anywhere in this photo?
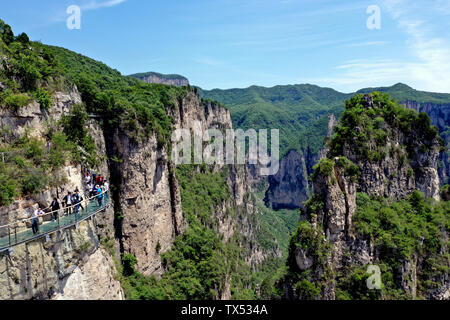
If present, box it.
[345,191,449,299]
[198,84,347,159]
[253,189,299,256]
[334,265,382,300]
[46,46,189,146]
[354,191,448,262]
[60,103,98,167]
[282,220,331,299]
[34,87,52,110]
[4,93,30,110]
[0,131,75,205]
[120,166,257,300]
[336,156,360,181]
[311,158,335,181]
[0,19,63,109]
[328,92,443,163]
[309,156,360,185]
[176,165,230,226]
[199,83,450,164]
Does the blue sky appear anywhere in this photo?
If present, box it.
[2,0,449,92]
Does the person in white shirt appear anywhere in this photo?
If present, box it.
[31,207,43,234]
[62,191,73,215]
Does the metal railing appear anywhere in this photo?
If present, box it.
[0,190,110,251]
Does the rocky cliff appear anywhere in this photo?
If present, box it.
[0,84,278,299]
[265,97,449,211]
[265,114,337,210]
[130,72,189,87]
[108,91,275,277]
[402,100,450,185]
[265,150,309,210]
[0,88,123,300]
[283,93,449,300]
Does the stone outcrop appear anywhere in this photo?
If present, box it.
[402,100,450,185]
[109,90,279,278]
[284,94,449,300]
[107,129,186,276]
[0,218,122,300]
[130,72,189,87]
[0,88,121,300]
[265,150,309,210]
[264,114,338,210]
[0,86,81,140]
[52,247,123,300]
[343,95,441,201]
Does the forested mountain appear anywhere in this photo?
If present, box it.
[199,83,450,209]
[0,19,280,299]
[0,17,448,301]
[282,93,449,300]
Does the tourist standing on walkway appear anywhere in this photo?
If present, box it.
[62,191,73,215]
[85,172,91,185]
[50,197,60,221]
[96,175,104,186]
[73,190,84,214]
[30,207,43,234]
[90,184,97,198]
[103,181,109,193]
[96,185,103,207]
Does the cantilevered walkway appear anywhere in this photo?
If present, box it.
[0,191,110,252]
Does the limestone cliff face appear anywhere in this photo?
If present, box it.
[107,92,232,277]
[342,96,441,201]
[284,94,448,300]
[52,247,123,300]
[0,86,81,139]
[0,88,122,300]
[0,220,122,300]
[107,128,186,276]
[265,150,309,210]
[110,91,278,278]
[131,72,189,87]
[264,114,338,210]
[402,100,450,185]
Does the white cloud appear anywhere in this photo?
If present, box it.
[81,0,127,11]
[319,0,450,93]
[345,41,388,47]
[382,0,450,92]
[194,57,225,67]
